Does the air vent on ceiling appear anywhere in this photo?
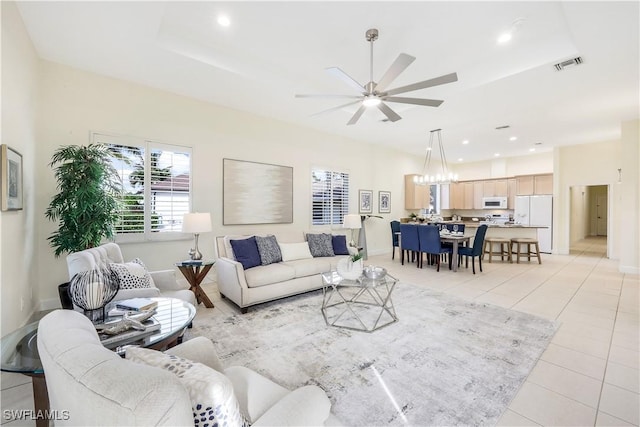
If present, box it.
[554,57,583,71]
[495,125,510,130]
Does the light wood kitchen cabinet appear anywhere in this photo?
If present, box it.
[449,182,465,210]
[507,178,517,208]
[534,174,553,194]
[516,175,535,195]
[483,179,508,197]
[404,174,429,209]
[473,181,484,209]
[516,174,553,195]
[463,182,474,209]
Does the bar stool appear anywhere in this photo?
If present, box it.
[483,237,512,263]
[510,237,542,264]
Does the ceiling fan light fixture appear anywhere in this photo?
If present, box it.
[363,96,381,107]
[216,15,231,27]
[497,32,512,44]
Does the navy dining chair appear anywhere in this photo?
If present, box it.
[400,224,420,267]
[457,225,488,274]
[390,220,401,260]
[418,225,453,271]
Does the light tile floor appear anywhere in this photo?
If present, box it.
[2,237,638,426]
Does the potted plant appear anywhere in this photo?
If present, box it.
[337,251,364,280]
[45,144,121,306]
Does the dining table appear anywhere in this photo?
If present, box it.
[439,233,472,272]
[395,228,472,272]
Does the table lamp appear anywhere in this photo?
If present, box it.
[182,212,212,260]
[342,214,362,248]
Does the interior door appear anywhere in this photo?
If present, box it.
[596,194,608,236]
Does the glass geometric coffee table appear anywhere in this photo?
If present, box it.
[321,271,398,333]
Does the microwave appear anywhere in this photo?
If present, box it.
[482,196,508,209]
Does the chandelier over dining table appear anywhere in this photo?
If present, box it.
[414,128,459,185]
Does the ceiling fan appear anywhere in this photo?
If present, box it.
[296,28,459,125]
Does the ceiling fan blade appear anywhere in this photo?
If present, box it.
[326,67,366,94]
[347,104,367,125]
[383,96,444,107]
[377,102,402,122]
[383,72,458,96]
[295,94,362,99]
[311,100,363,117]
[375,53,416,92]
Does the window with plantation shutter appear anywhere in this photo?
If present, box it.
[92,133,192,242]
[312,169,349,226]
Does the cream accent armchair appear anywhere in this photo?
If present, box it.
[66,242,196,306]
[37,310,340,426]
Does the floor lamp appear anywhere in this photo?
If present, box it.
[358,215,382,260]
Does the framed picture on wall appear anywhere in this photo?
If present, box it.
[1,144,23,211]
[378,191,391,214]
[359,189,373,214]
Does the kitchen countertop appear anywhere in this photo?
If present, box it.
[401,219,547,229]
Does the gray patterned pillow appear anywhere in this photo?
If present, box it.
[306,233,335,257]
[255,235,282,265]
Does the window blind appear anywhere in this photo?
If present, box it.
[312,169,350,226]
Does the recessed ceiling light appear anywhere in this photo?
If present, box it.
[217,15,231,27]
[497,32,512,44]
[509,136,517,141]
[529,148,536,152]
[458,158,463,162]
[494,153,500,157]
[462,140,469,145]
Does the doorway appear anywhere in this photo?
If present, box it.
[569,185,609,254]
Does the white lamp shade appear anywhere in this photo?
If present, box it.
[182,212,212,233]
[342,214,362,229]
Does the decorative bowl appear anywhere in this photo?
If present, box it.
[363,266,387,280]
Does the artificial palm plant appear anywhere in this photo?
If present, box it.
[46,144,121,257]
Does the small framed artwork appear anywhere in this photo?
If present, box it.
[359,189,373,214]
[1,144,23,211]
[378,191,391,214]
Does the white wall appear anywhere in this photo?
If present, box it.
[555,139,623,259]
[35,61,424,308]
[453,152,553,181]
[0,1,40,335]
[618,119,639,273]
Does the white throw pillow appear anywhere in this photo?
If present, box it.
[109,258,155,289]
[126,347,247,427]
[278,242,313,262]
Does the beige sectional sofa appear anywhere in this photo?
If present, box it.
[215,231,351,312]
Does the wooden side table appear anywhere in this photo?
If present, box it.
[175,261,215,308]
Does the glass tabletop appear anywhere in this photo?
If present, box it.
[175,260,215,267]
[0,297,196,374]
[322,271,398,288]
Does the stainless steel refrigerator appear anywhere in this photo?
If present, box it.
[514,195,553,253]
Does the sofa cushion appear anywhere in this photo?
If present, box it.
[110,258,154,289]
[126,347,247,427]
[230,237,262,270]
[278,242,313,262]
[281,258,332,278]
[245,263,296,288]
[255,235,282,265]
[331,235,350,255]
[306,233,335,257]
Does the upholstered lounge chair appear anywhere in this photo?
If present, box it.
[66,242,196,306]
[37,310,340,426]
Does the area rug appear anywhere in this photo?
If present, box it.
[190,283,558,426]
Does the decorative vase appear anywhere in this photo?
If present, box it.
[69,265,119,323]
[337,258,364,280]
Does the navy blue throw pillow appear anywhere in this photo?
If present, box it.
[332,235,350,255]
[230,237,262,270]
